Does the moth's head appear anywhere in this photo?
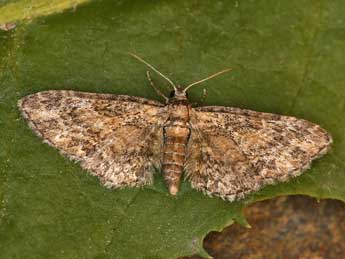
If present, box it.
[128,52,231,104]
[169,86,189,104]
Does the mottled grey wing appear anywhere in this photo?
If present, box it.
[186,106,332,201]
[18,90,168,188]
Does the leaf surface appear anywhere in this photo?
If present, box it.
[0,0,344,258]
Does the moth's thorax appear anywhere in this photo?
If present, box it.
[168,103,190,122]
[167,88,190,122]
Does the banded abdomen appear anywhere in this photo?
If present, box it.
[162,104,191,195]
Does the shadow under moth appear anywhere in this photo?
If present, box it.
[18,54,332,201]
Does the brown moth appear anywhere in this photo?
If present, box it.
[18,54,332,201]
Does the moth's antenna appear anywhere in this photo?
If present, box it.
[183,68,232,93]
[128,52,177,91]
[146,71,169,103]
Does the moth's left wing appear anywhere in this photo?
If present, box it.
[186,106,332,201]
[18,90,168,188]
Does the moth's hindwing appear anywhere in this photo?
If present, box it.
[18,90,168,188]
[186,106,332,201]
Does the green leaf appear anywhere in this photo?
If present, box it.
[0,0,344,258]
[0,0,91,25]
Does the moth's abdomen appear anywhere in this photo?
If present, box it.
[162,121,191,195]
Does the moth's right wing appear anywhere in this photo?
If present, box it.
[18,90,168,188]
[186,106,332,201]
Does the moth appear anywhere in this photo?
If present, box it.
[18,53,332,201]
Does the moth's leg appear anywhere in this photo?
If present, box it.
[191,89,207,107]
[199,88,207,105]
[146,71,169,103]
